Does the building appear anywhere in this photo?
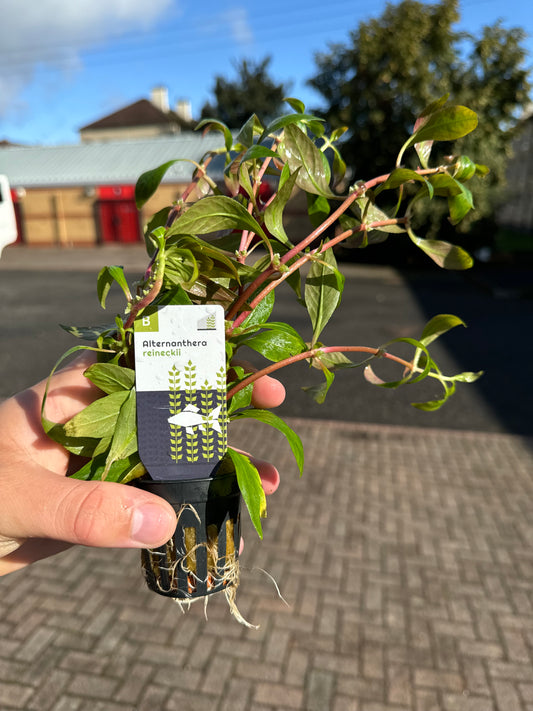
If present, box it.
[79,87,194,143]
[0,133,226,246]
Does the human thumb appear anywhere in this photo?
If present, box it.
[1,466,177,550]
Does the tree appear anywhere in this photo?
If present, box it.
[309,0,531,243]
[200,56,290,128]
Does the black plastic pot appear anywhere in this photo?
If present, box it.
[134,470,241,599]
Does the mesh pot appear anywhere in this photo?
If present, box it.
[134,470,241,599]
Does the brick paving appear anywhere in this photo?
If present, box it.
[0,418,532,711]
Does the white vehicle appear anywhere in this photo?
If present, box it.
[0,175,17,256]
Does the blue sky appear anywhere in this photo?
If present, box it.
[0,0,531,145]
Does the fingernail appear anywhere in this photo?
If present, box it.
[130,503,175,546]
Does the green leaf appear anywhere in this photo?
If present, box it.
[168,234,240,280]
[84,363,135,394]
[351,198,405,233]
[263,169,300,245]
[163,247,199,289]
[60,324,116,341]
[420,314,466,347]
[284,97,306,114]
[428,173,466,197]
[167,195,268,242]
[71,452,145,483]
[331,147,347,186]
[227,378,253,414]
[195,118,233,152]
[376,168,433,199]
[412,95,450,168]
[239,290,275,331]
[452,370,483,383]
[239,145,279,163]
[416,94,451,123]
[398,105,478,165]
[155,285,193,306]
[243,323,306,362]
[407,227,473,270]
[280,124,334,197]
[102,388,138,479]
[302,363,335,404]
[135,160,178,209]
[41,344,116,454]
[63,390,129,439]
[310,349,354,370]
[306,192,331,229]
[230,409,304,475]
[234,114,264,149]
[226,448,266,538]
[96,266,131,309]
[448,188,474,225]
[305,248,344,345]
[144,206,171,244]
[43,424,100,458]
[260,112,324,142]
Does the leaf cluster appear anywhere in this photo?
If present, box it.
[43,95,484,538]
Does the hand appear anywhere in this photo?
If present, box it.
[0,354,285,575]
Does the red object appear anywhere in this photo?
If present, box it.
[97,185,140,243]
[98,200,140,243]
[10,189,24,244]
[97,185,136,200]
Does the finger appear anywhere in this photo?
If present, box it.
[252,456,280,495]
[231,359,286,409]
[0,463,177,551]
[251,375,286,409]
[35,351,100,424]
[232,448,281,496]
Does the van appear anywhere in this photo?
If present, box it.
[0,174,17,256]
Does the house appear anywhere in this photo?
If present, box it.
[79,87,194,143]
[495,111,533,253]
[0,133,226,246]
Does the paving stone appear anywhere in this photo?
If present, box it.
[0,420,530,710]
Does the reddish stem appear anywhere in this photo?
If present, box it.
[226,345,413,401]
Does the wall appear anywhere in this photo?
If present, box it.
[14,182,314,248]
[19,187,97,246]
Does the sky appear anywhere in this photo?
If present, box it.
[0,0,531,146]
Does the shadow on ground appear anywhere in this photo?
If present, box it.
[400,264,533,436]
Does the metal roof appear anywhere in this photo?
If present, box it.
[0,133,227,188]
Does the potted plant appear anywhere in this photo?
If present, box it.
[41,95,484,621]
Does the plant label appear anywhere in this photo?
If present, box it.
[134,304,227,480]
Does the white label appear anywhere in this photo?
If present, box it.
[134,305,227,480]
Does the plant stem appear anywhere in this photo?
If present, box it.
[227,217,406,336]
[225,171,400,327]
[226,345,414,401]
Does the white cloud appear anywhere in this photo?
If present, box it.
[201,6,254,48]
[0,0,173,116]
[226,7,254,46]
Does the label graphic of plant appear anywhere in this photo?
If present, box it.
[168,365,183,463]
[184,360,198,462]
[197,313,217,330]
[201,379,215,461]
[166,364,227,464]
[216,365,227,458]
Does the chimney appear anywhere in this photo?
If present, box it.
[175,99,192,123]
[151,86,169,113]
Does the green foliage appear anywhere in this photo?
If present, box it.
[200,56,290,129]
[43,95,485,538]
[309,0,531,240]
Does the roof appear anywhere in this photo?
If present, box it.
[80,98,193,131]
[0,134,227,188]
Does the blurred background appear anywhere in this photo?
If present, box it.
[1,2,532,710]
